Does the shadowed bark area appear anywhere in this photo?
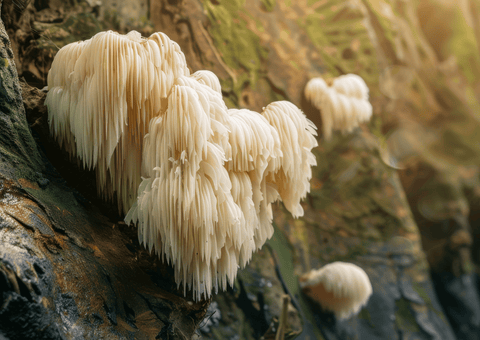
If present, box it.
[0,2,208,339]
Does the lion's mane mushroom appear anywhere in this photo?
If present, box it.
[224,108,283,250]
[45,30,189,214]
[262,101,318,218]
[304,74,372,140]
[46,30,318,301]
[125,78,246,301]
[190,70,223,94]
[299,261,372,320]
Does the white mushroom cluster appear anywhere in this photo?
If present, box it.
[46,30,189,214]
[46,30,318,301]
[304,74,372,140]
[299,261,373,320]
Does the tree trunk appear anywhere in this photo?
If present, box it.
[3,0,480,339]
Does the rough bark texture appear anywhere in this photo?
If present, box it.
[3,0,480,339]
[0,2,208,340]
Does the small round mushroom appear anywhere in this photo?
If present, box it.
[299,261,373,320]
[304,74,372,140]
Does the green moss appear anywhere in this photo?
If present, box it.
[267,224,296,294]
[260,0,275,12]
[411,282,450,323]
[266,224,325,339]
[222,95,237,109]
[103,8,122,31]
[357,307,374,326]
[300,1,379,86]
[202,0,268,101]
[411,283,429,303]
[369,115,384,145]
[289,60,300,70]
[64,13,104,40]
[364,0,398,48]
[447,8,480,84]
[395,299,420,332]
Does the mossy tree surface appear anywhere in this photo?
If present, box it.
[3,0,480,339]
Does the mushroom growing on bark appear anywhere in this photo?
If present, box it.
[46,30,318,301]
[304,74,372,140]
[262,101,318,218]
[45,30,189,214]
[299,261,373,320]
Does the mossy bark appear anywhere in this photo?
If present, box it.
[3,0,480,339]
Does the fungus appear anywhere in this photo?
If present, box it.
[304,74,372,140]
[224,107,283,251]
[45,30,189,214]
[261,101,318,218]
[46,30,318,301]
[299,261,372,320]
[125,81,245,301]
[190,70,223,94]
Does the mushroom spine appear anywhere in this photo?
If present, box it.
[45,30,189,214]
[46,30,318,301]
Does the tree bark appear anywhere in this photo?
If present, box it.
[3,0,480,339]
[0,3,208,339]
